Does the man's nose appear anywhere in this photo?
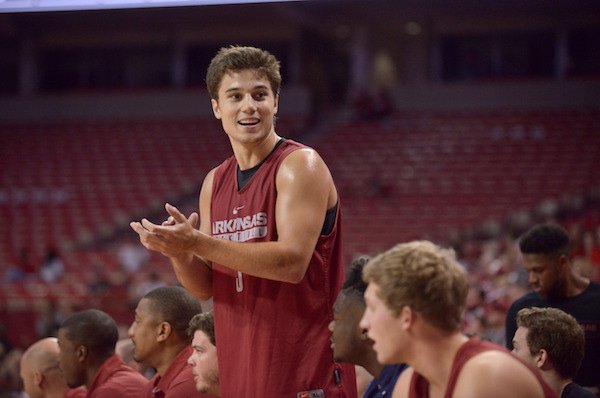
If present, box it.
[241,94,257,112]
[528,272,537,284]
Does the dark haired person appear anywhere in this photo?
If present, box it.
[128,286,210,397]
[506,223,600,392]
[329,256,406,397]
[130,46,355,397]
[57,309,147,398]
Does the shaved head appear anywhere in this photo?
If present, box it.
[22,337,60,371]
[20,338,64,398]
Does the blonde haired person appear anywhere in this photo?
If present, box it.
[359,241,557,398]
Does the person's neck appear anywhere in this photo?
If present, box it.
[209,384,221,397]
[85,361,104,390]
[409,331,468,392]
[540,370,572,398]
[357,350,385,380]
[46,383,68,398]
[231,132,279,170]
[557,268,590,297]
[154,342,188,376]
[564,271,590,297]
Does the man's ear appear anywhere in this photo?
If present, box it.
[273,94,279,115]
[558,254,570,271]
[534,349,551,370]
[211,98,221,120]
[400,306,414,330]
[157,322,172,342]
[33,370,44,387]
[76,345,88,363]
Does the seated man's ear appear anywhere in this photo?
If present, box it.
[157,322,172,342]
[534,349,551,370]
[77,345,88,362]
[34,370,44,387]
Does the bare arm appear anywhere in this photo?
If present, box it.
[141,148,335,283]
[452,351,548,398]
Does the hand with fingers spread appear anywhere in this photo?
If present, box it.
[130,203,200,260]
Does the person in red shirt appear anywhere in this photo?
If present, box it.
[359,241,557,398]
[128,286,211,398]
[19,337,86,398]
[130,46,355,397]
[57,309,147,398]
[186,312,220,397]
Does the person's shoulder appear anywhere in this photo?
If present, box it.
[278,143,330,178]
[65,387,87,398]
[587,281,600,292]
[391,366,414,398]
[114,365,149,384]
[561,382,597,398]
[381,363,408,382]
[456,351,550,397]
[508,291,544,311]
[162,375,205,398]
[89,379,148,398]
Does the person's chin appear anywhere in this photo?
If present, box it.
[375,348,390,365]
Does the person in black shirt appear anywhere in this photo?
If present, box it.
[505,223,600,393]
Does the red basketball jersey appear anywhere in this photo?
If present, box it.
[210,139,356,397]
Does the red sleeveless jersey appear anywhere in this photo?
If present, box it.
[210,139,356,397]
[408,338,556,398]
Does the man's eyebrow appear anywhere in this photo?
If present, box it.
[224,84,269,93]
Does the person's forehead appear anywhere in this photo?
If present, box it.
[220,70,272,90]
[364,283,380,299]
[515,325,526,335]
[335,292,364,313]
[57,328,74,346]
[522,253,554,269]
[514,327,530,350]
[136,298,154,316]
[193,330,212,346]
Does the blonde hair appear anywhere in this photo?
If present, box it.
[363,241,468,332]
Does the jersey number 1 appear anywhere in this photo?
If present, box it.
[235,271,244,292]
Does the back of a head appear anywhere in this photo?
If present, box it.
[341,256,370,301]
[519,223,570,257]
[363,240,468,332]
[205,45,281,100]
[23,337,60,369]
[516,307,584,380]
[21,338,63,394]
[143,286,203,342]
[60,309,118,362]
[188,312,215,346]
